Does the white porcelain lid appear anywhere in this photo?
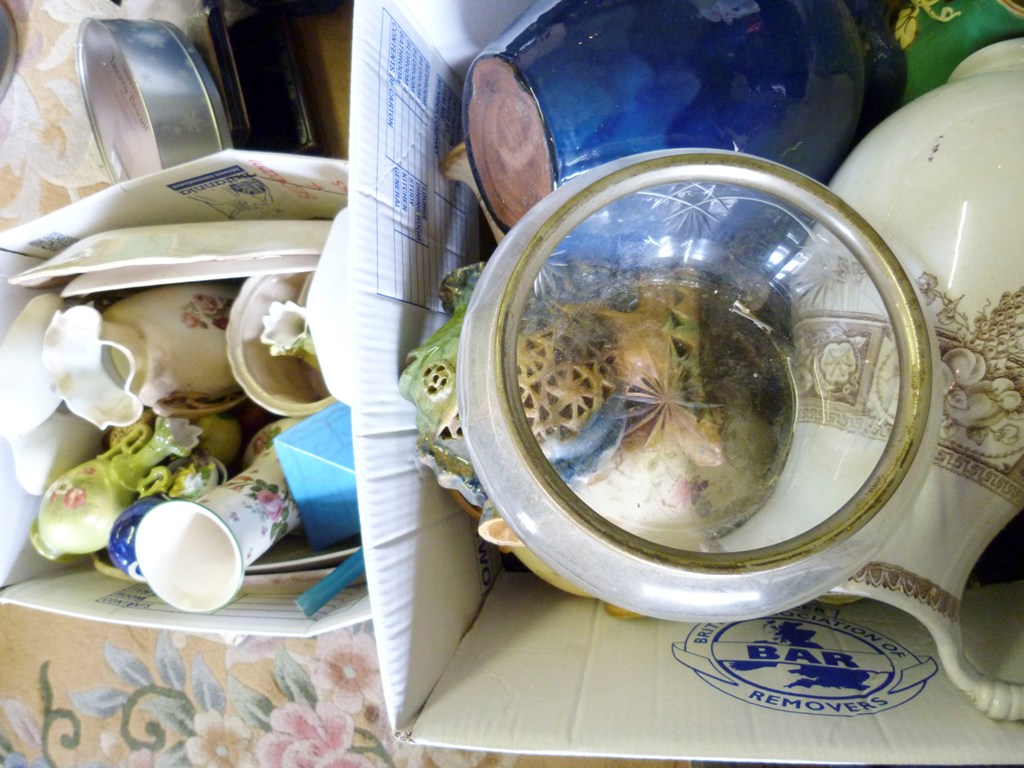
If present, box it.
[458,150,936,621]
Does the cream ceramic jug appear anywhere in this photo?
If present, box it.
[42,282,243,428]
[829,39,1024,720]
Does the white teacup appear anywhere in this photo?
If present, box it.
[133,443,300,612]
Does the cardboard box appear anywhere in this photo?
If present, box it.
[335,0,1024,761]
[0,151,370,637]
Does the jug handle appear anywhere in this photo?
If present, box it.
[835,570,1024,721]
[939,647,1024,721]
[138,466,172,498]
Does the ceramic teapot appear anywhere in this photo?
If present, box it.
[828,39,1024,720]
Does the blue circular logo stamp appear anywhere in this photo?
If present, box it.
[672,605,938,716]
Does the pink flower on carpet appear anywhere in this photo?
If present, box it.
[127,750,155,768]
[309,628,381,713]
[225,635,286,668]
[99,731,155,768]
[256,701,365,768]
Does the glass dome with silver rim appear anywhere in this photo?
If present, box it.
[457,149,938,622]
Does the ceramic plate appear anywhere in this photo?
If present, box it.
[92,546,363,588]
[246,532,362,574]
[9,219,333,292]
[60,254,318,297]
[92,533,360,582]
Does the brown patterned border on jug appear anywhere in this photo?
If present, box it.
[849,561,960,624]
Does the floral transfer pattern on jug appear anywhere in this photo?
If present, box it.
[920,272,1024,506]
[790,248,901,442]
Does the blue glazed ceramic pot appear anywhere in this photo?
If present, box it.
[463,0,866,232]
[107,494,167,581]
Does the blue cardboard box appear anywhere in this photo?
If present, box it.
[275,402,359,550]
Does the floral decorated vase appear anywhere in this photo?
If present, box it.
[31,416,200,561]
[462,0,869,232]
[105,451,227,581]
[41,282,244,429]
[133,425,302,613]
[829,39,1024,720]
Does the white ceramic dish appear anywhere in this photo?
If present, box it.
[10,219,332,291]
[246,533,361,574]
[61,254,318,297]
[227,272,334,416]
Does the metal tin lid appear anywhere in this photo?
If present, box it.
[77,18,232,182]
[458,150,936,621]
[0,4,15,105]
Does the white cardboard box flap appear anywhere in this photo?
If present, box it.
[344,0,527,730]
[411,574,1024,763]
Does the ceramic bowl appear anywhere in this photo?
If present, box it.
[462,0,865,232]
[77,18,232,182]
[228,273,334,417]
[457,149,938,622]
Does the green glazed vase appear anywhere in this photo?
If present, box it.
[31,416,199,561]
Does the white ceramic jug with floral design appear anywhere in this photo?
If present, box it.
[41,282,243,428]
[828,39,1024,720]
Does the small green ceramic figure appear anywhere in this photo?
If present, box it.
[398,262,487,508]
[31,416,200,561]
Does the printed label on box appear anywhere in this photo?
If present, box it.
[672,603,938,716]
[368,7,475,312]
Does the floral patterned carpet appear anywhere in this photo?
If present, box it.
[0,604,681,768]
[0,606,399,768]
